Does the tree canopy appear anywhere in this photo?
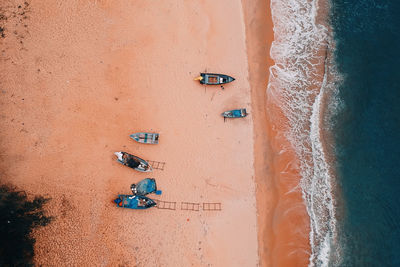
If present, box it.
[0,184,52,266]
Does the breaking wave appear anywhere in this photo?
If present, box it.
[268,0,341,266]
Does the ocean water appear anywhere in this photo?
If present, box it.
[330,0,400,266]
[269,0,400,266]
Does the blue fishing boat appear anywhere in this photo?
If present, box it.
[221,108,247,119]
[114,195,157,210]
[130,132,159,144]
[194,73,235,85]
[131,178,162,196]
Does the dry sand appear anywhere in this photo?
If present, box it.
[1,0,260,266]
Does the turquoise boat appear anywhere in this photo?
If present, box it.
[114,195,156,210]
[221,108,248,119]
[130,132,159,144]
[194,73,235,85]
[131,178,162,196]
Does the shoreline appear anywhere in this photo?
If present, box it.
[243,0,312,266]
[264,0,335,265]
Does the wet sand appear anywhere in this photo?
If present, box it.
[242,0,311,266]
[0,0,259,266]
[241,0,277,265]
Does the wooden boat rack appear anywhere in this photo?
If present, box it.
[153,200,222,212]
[181,202,200,211]
[146,160,166,171]
[154,199,177,210]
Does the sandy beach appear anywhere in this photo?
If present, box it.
[0,0,311,266]
[1,0,258,266]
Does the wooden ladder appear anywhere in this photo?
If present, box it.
[146,160,166,171]
[154,199,176,210]
[202,202,222,211]
[181,202,200,211]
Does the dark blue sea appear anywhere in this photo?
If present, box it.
[330,0,400,265]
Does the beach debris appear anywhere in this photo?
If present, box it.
[130,132,159,144]
[0,1,31,46]
[114,151,152,172]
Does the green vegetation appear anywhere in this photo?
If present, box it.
[0,184,52,266]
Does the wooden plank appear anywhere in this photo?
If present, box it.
[181,202,200,211]
[202,202,222,211]
[154,199,176,210]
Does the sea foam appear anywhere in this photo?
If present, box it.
[268,0,340,265]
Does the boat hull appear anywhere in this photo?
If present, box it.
[132,178,159,196]
[130,132,159,144]
[114,195,156,209]
[114,152,152,172]
[222,108,247,118]
[198,73,235,85]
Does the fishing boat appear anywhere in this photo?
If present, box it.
[130,132,159,144]
[131,178,162,196]
[114,152,152,172]
[114,194,157,210]
[194,73,235,85]
[221,108,248,119]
